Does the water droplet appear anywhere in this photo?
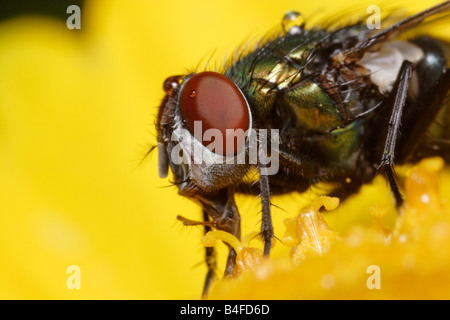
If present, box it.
[282,11,304,35]
[190,90,197,98]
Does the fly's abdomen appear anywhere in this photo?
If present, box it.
[410,36,449,97]
[403,36,450,161]
[412,36,450,134]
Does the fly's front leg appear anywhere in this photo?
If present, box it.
[175,212,218,297]
[201,209,217,298]
[197,187,241,277]
[377,60,413,208]
[216,189,241,277]
[177,187,241,296]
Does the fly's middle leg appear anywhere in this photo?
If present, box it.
[377,60,413,208]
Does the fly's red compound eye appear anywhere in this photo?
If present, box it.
[179,71,250,156]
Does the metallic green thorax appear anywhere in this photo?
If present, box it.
[226,30,330,118]
[225,28,368,170]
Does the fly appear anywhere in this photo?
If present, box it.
[154,1,450,297]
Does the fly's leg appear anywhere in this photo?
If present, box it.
[216,190,241,277]
[177,187,240,297]
[196,188,241,279]
[258,130,278,256]
[175,213,217,297]
[378,60,413,208]
[259,166,273,256]
[201,210,217,299]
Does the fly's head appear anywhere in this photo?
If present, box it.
[156,71,254,198]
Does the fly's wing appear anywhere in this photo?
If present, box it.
[333,0,450,63]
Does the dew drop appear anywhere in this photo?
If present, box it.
[190,90,197,98]
[282,11,305,35]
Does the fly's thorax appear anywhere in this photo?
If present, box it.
[280,80,343,132]
[225,30,330,120]
[276,80,363,168]
[224,29,371,170]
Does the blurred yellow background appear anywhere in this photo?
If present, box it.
[0,0,447,299]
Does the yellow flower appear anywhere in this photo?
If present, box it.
[282,196,340,264]
[202,231,263,277]
[0,0,447,299]
[208,158,450,299]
